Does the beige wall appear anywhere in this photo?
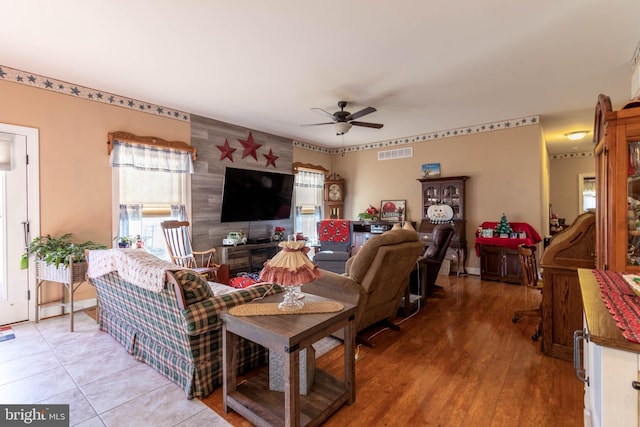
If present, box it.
[548,155,595,226]
[1,75,548,283]
[292,147,332,172]
[304,124,545,272]
[0,80,189,300]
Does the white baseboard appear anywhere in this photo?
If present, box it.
[465,267,481,276]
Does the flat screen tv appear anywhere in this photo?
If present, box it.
[220,167,295,222]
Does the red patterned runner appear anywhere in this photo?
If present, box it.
[592,270,640,343]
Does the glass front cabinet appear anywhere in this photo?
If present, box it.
[595,102,640,271]
[421,181,464,220]
[417,176,469,274]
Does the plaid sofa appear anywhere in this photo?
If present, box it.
[89,268,281,399]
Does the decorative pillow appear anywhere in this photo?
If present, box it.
[173,269,213,305]
[229,276,259,289]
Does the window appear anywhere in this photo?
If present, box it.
[293,167,325,244]
[579,174,596,213]
[116,168,189,260]
[108,132,194,261]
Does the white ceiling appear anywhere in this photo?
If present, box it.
[2,1,639,155]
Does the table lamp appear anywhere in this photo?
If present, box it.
[259,240,321,311]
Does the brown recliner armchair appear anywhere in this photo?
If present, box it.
[303,229,424,346]
[403,223,455,314]
[421,223,455,295]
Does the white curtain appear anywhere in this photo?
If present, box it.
[119,204,142,239]
[294,170,325,241]
[110,140,193,173]
[294,170,324,204]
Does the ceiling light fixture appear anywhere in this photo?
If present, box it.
[564,130,590,141]
[335,122,352,135]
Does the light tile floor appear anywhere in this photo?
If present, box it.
[0,312,232,427]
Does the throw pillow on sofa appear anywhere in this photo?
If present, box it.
[173,269,213,305]
[229,272,261,289]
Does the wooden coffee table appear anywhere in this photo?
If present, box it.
[222,293,356,427]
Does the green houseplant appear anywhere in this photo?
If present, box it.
[114,235,136,248]
[22,233,106,269]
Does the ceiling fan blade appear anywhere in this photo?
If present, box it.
[346,106,376,121]
[351,121,384,129]
[301,122,335,127]
[311,108,337,120]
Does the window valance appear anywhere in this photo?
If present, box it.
[108,131,195,173]
[292,162,329,177]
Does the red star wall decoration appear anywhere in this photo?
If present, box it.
[263,149,279,168]
[216,139,236,162]
[238,131,262,160]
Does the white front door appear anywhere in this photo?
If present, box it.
[0,125,39,326]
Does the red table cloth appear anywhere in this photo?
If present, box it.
[474,221,542,257]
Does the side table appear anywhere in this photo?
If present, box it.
[222,293,357,427]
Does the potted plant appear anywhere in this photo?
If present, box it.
[114,235,136,248]
[21,233,106,281]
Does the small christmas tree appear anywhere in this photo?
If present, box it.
[495,213,513,235]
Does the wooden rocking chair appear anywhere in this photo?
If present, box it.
[160,220,220,281]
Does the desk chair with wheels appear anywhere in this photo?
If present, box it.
[512,244,543,341]
[160,220,220,281]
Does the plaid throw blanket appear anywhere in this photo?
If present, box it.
[592,269,640,343]
[87,249,185,292]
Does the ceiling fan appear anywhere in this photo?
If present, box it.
[302,101,384,135]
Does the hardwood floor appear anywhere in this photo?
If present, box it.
[202,274,583,426]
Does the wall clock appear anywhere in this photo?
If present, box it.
[328,183,342,201]
[324,178,344,219]
[324,179,344,202]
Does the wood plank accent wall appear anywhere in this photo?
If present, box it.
[190,114,294,252]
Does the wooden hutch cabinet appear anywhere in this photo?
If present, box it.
[417,176,469,274]
[595,98,640,272]
[479,245,522,284]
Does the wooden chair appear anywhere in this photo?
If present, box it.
[512,244,543,341]
[160,220,220,281]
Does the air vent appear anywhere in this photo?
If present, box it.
[378,147,413,161]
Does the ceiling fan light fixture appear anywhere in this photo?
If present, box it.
[564,130,590,141]
[335,122,352,135]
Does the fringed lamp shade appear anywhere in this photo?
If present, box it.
[260,240,321,311]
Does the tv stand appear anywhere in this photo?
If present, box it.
[247,237,272,244]
[215,242,280,277]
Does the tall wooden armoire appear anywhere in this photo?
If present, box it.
[539,211,596,360]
